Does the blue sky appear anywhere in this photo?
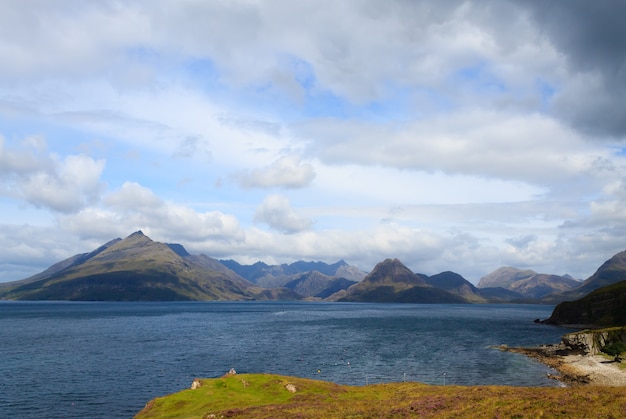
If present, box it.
[2,0,626,283]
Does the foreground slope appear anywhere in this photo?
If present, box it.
[134,373,626,419]
[0,231,258,301]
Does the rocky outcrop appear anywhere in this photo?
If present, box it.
[561,327,626,355]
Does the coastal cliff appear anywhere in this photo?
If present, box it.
[561,327,626,355]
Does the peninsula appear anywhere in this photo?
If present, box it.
[134,371,626,418]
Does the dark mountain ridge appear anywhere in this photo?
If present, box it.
[336,258,467,303]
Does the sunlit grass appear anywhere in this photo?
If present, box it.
[135,373,626,418]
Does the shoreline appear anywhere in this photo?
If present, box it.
[497,344,626,386]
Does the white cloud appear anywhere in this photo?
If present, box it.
[235,155,315,189]
[254,194,313,234]
[2,0,626,286]
[0,224,96,282]
[0,136,105,213]
[97,182,245,242]
[299,111,612,190]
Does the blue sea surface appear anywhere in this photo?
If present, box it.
[0,301,567,418]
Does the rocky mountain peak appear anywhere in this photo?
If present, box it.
[364,258,426,286]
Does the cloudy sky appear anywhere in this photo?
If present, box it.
[2,0,626,284]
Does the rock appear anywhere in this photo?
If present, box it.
[562,328,626,355]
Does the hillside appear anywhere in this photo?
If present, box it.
[134,373,626,419]
[336,259,466,303]
[543,279,626,326]
[0,231,263,301]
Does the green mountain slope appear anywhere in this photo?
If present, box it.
[0,231,263,301]
[544,279,626,326]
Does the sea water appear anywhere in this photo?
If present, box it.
[0,301,568,418]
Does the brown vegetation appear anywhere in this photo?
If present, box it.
[135,373,626,419]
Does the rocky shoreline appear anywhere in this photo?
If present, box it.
[497,343,626,386]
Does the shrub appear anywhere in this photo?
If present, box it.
[601,341,626,361]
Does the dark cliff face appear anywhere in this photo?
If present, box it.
[545,280,626,326]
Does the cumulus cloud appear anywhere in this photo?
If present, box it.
[254,194,313,234]
[299,111,611,190]
[1,0,624,140]
[235,155,315,189]
[3,0,626,285]
[96,182,245,242]
[0,136,105,213]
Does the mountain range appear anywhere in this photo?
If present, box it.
[0,232,361,301]
[2,231,626,320]
[477,267,581,300]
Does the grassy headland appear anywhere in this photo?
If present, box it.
[135,373,626,418]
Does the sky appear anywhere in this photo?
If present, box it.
[2,0,626,284]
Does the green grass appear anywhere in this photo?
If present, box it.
[135,373,626,418]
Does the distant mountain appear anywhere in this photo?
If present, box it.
[220,259,366,289]
[283,271,357,299]
[0,231,289,301]
[541,250,626,303]
[336,258,466,303]
[574,250,626,297]
[539,249,626,326]
[478,267,580,300]
[425,271,488,302]
[509,273,580,299]
[478,267,537,289]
